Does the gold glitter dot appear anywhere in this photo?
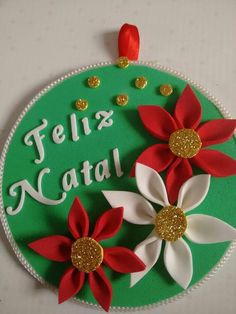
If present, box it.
[169,128,202,158]
[135,76,148,89]
[155,206,187,242]
[87,76,100,88]
[160,84,173,96]
[117,56,130,69]
[75,99,88,111]
[71,237,103,273]
[116,94,128,106]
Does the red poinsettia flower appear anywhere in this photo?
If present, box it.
[131,84,236,204]
[28,197,145,312]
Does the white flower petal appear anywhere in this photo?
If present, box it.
[185,214,236,244]
[177,174,211,212]
[164,238,193,289]
[130,229,162,287]
[102,191,156,224]
[136,163,169,206]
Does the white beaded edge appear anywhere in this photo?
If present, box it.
[0,60,235,312]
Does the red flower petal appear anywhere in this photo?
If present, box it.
[88,266,112,312]
[174,85,202,129]
[166,158,193,204]
[103,247,146,273]
[68,196,89,239]
[58,266,85,304]
[191,149,236,177]
[197,119,236,147]
[28,235,72,262]
[130,144,175,176]
[138,105,178,141]
[91,207,123,242]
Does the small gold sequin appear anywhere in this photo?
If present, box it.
[87,76,100,88]
[75,99,88,111]
[155,206,187,242]
[169,128,202,158]
[116,94,128,106]
[160,84,173,96]
[135,76,148,89]
[117,56,130,69]
[71,237,103,273]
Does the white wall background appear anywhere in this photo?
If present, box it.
[0,1,236,313]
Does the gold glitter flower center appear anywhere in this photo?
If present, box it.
[71,237,103,273]
[155,206,187,242]
[169,128,202,158]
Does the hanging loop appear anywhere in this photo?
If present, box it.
[118,23,140,60]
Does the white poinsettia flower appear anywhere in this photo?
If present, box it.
[102,163,236,289]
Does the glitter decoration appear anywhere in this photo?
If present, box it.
[160,84,173,96]
[116,94,129,106]
[135,76,147,89]
[87,76,100,88]
[71,237,103,273]
[117,56,130,69]
[155,206,187,242]
[169,128,202,158]
[75,99,88,111]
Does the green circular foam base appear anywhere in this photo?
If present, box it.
[1,63,236,309]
